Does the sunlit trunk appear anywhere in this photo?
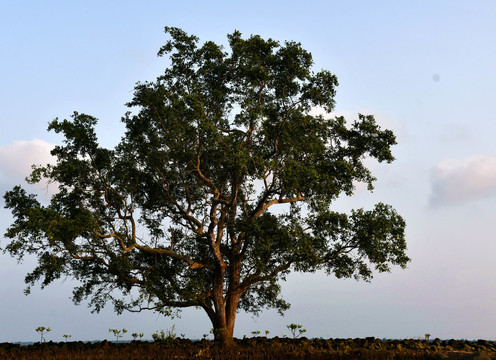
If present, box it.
[209,297,239,347]
[206,261,241,347]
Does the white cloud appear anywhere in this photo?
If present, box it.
[0,139,55,189]
[429,155,496,206]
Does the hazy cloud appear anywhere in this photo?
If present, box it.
[429,155,496,206]
[0,139,55,190]
[438,123,473,144]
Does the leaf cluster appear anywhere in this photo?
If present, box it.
[2,27,409,318]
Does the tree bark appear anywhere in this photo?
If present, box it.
[209,296,239,347]
[206,262,242,347]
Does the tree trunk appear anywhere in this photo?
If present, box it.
[208,280,240,347]
[207,251,242,347]
[213,325,235,347]
[210,303,237,347]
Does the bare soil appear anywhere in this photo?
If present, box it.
[1,337,495,359]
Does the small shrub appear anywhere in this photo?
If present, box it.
[152,325,177,344]
[109,328,127,343]
[131,332,144,341]
[287,323,306,339]
[35,326,51,343]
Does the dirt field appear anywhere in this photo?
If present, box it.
[1,337,494,359]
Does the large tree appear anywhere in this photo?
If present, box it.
[3,27,409,345]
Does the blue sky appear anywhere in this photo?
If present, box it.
[1,1,496,342]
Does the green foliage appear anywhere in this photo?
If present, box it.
[109,328,127,343]
[152,325,176,344]
[210,327,225,336]
[151,331,163,342]
[35,326,51,343]
[63,334,71,343]
[286,323,306,339]
[2,27,409,343]
[131,332,144,341]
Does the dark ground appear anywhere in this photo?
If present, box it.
[1,337,495,359]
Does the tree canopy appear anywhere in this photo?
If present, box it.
[3,27,409,344]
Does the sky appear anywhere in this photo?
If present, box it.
[1,0,496,342]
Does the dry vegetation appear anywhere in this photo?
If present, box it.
[1,338,495,360]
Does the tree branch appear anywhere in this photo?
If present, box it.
[251,193,305,219]
[135,244,207,269]
[239,263,291,292]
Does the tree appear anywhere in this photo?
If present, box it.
[2,27,409,346]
